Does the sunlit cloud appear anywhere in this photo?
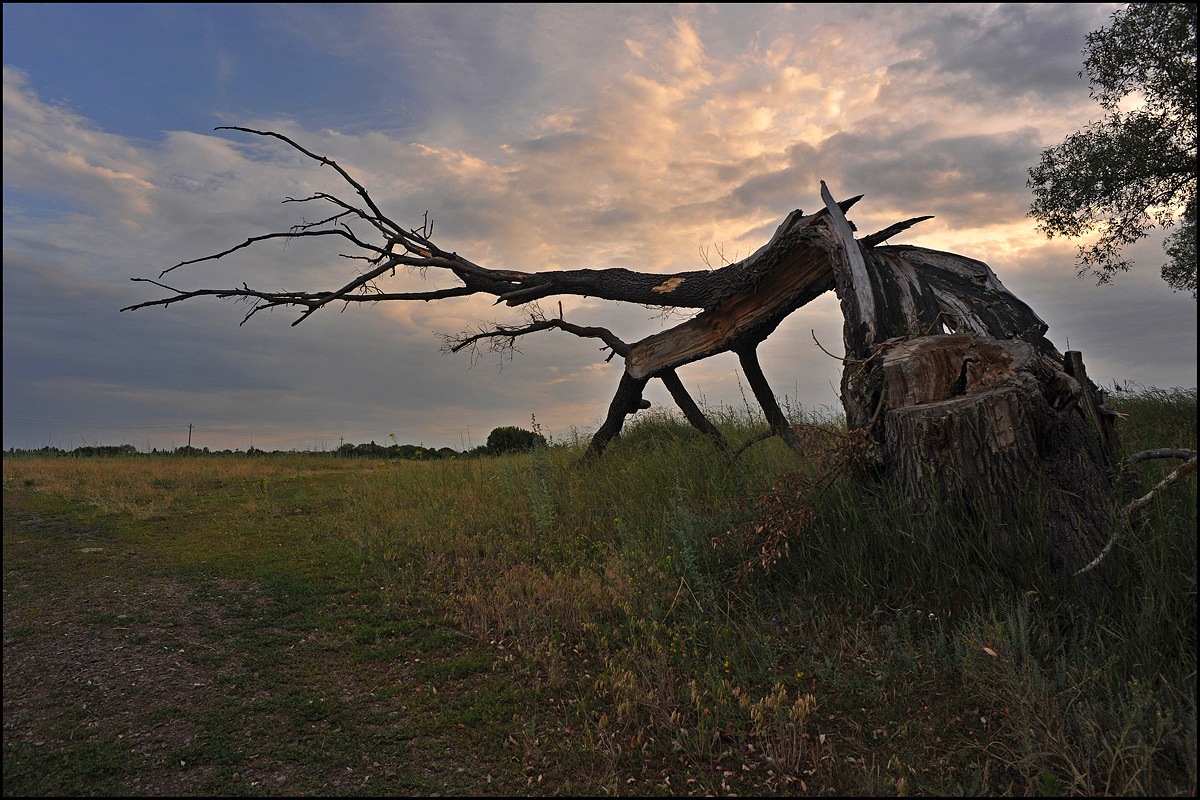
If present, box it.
[3,4,1193,452]
[4,67,155,224]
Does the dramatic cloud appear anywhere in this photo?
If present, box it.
[3,4,1194,452]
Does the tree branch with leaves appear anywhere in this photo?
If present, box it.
[1028,2,1197,297]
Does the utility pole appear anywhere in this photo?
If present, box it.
[187,423,193,450]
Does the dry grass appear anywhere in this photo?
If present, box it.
[4,389,1196,795]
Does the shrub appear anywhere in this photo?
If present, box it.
[486,425,546,455]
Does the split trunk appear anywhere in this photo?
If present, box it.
[583,184,1119,574]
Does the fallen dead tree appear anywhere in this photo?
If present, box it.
[124,127,1193,575]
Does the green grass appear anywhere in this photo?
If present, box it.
[3,389,1195,795]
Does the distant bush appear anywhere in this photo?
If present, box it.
[486,425,546,456]
[75,444,140,458]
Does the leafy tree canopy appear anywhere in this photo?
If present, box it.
[1028,2,1197,297]
[486,426,547,456]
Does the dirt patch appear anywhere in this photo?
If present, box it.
[3,510,271,795]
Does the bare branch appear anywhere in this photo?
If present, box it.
[123,279,320,324]
[442,310,630,361]
[216,126,400,236]
[159,228,384,278]
[1124,447,1198,467]
[290,255,405,326]
[811,329,853,361]
[283,193,395,241]
[1124,455,1198,514]
[121,277,477,319]
[733,427,778,457]
[1075,454,1198,576]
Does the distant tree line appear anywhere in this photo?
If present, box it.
[335,442,459,460]
[3,426,547,459]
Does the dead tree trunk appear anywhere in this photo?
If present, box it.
[815,183,1120,574]
[871,335,1114,571]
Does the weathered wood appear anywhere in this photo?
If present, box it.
[815,185,1119,575]
[1064,350,1120,462]
[872,334,1113,572]
[820,181,879,357]
[624,208,841,380]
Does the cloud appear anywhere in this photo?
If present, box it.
[893,4,1116,105]
[3,5,1194,452]
[3,67,155,224]
[821,125,1046,226]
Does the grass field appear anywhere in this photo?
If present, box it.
[3,388,1196,796]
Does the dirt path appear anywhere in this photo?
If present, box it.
[3,498,544,796]
[3,508,281,794]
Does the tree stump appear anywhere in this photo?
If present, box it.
[817,183,1119,575]
[869,334,1113,572]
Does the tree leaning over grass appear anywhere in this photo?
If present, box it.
[126,126,1185,575]
[1028,2,1198,297]
[121,127,895,460]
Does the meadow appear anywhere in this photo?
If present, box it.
[3,387,1196,796]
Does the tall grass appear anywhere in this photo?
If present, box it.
[310,391,1195,794]
[4,389,1194,795]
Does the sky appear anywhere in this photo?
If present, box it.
[3,3,1196,453]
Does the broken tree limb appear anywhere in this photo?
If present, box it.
[122,129,866,457]
[735,346,805,454]
[1124,455,1198,515]
[1124,447,1199,468]
[623,205,854,380]
[659,369,731,454]
[860,216,936,249]
[1074,454,1198,577]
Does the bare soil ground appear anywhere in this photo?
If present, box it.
[4,509,280,794]
[3,505,529,796]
